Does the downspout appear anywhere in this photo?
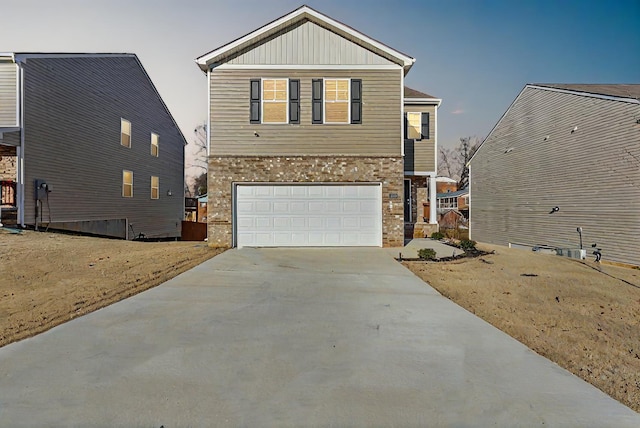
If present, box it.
[206,67,211,157]
[17,59,25,227]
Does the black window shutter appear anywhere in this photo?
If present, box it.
[289,79,300,124]
[404,113,408,140]
[421,112,430,140]
[350,79,362,124]
[312,79,323,124]
[250,79,260,124]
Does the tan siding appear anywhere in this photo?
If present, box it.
[0,62,18,127]
[470,86,640,266]
[210,69,401,156]
[22,57,185,238]
[228,21,393,66]
[403,104,436,172]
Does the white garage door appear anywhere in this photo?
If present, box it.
[235,184,382,247]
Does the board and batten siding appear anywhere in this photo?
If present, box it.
[227,20,394,66]
[210,69,401,156]
[0,61,19,127]
[403,103,436,173]
[470,86,640,266]
[22,56,185,238]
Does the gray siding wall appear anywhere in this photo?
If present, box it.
[0,62,18,127]
[210,69,402,155]
[470,86,640,266]
[403,103,436,173]
[22,56,184,238]
[228,21,393,66]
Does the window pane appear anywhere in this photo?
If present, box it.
[263,102,287,123]
[121,119,131,147]
[407,112,421,139]
[123,170,133,197]
[325,102,348,123]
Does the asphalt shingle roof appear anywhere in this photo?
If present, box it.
[532,84,640,100]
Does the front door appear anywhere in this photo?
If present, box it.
[404,179,411,223]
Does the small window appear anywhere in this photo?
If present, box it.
[406,112,421,139]
[121,119,131,148]
[151,176,159,199]
[262,79,288,123]
[324,78,349,124]
[122,170,133,197]
[151,133,159,157]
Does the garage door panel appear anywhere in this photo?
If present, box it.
[236,184,381,247]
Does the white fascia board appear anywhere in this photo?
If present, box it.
[195,6,415,72]
[405,171,437,176]
[0,53,15,62]
[404,97,442,106]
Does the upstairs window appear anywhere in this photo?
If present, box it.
[262,78,287,123]
[122,170,133,197]
[405,112,430,140]
[151,176,159,199]
[250,79,299,124]
[312,78,362,124]
[121,119,131,148]
[324,79,349,124]
[151,133,159,157]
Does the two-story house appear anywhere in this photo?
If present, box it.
[0,53,186,238]
[196,5,440,247]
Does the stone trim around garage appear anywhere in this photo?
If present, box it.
[208,156,404,248]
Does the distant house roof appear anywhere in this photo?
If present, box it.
[531,84,640,101]
[436,176,457,183]
[197,194,207,203]
[437,189,468,199]
[196,5,415,72]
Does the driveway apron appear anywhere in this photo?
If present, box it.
[0,248,638,427]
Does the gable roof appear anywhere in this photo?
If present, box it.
[470,82,640,164]
[11,52,187,146]
[531,83,640,100]
[437,189,468,199]
[404,86,437,99]
[196,5,415,73]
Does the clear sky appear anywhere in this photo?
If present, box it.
[1,0,639,149]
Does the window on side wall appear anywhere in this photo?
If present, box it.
[151,133,159,157]
[123,170,133,197]
[262,78,288,124]
[405,112,430,140]
[250,78,300,124]
[121,119,131,147]
[151,176,159,199]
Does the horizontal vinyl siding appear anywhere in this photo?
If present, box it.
[404,104,436,172]
[470,87,640,266]
[210,69,401,156]
[22,57,184,238]
[0,62,18,127]
[228,21,393,66]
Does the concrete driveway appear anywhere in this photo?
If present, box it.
[0,248,638,427]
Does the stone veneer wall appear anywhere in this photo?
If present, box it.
[0,145,17,180]
[208,156,404,248]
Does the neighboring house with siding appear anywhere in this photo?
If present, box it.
[469,83,640,266]
[0,53,186,238]
[196,5,440,248]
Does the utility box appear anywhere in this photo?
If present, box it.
[556,248,587,260]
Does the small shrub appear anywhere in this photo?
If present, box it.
[460,239,477,250]
[418,248,437,260]
[430,232,445,240]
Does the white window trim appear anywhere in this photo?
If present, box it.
[323,78,350,124]
[121,118,131,148]
[151,176,159,200]
[151,132,159,157]
[122,170,133,198]
[406,111,422,140]
[260,77,289,124]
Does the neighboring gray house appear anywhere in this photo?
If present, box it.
[0,53,186,239]
[196,5,440,248]
[469,84,640,266]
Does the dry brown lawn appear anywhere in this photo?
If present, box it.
[404,243,640,412]
[0,229,224,348]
